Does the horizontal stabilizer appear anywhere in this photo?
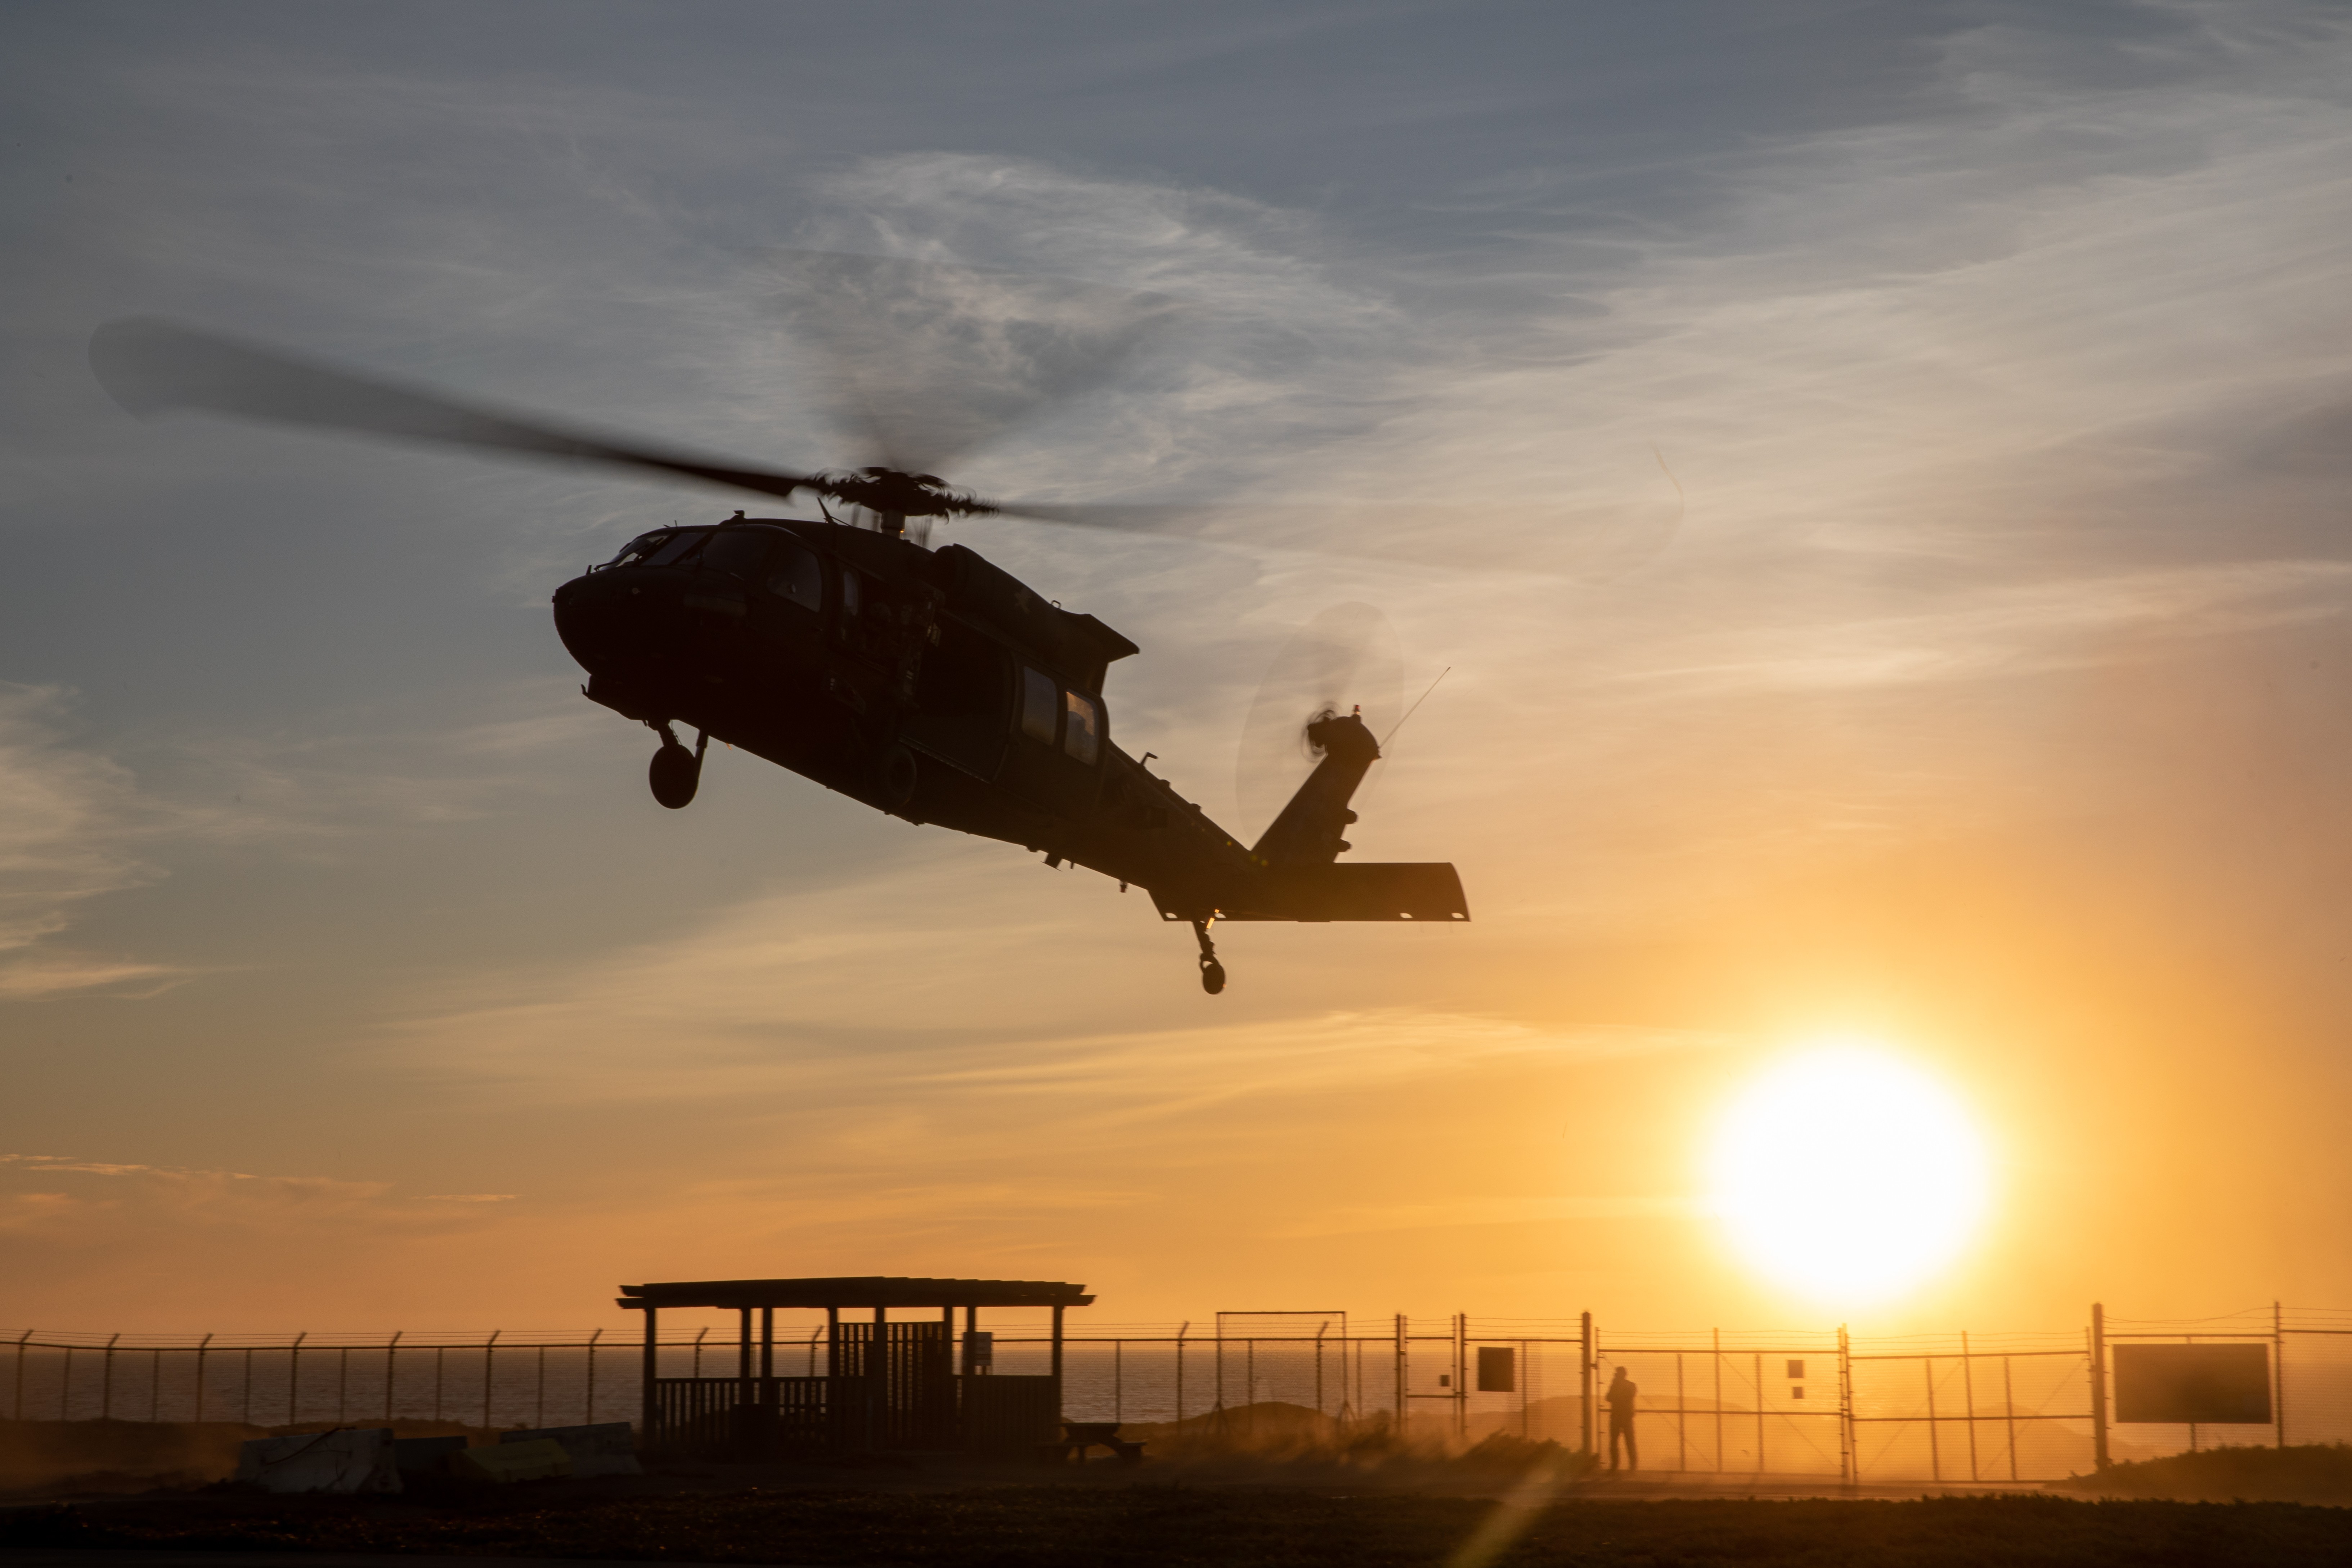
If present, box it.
[1156,863,1469,924]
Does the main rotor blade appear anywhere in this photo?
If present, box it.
[768,251,1184,477]
[89,318,824,504]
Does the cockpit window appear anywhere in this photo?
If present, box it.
[698,527,775,579]
[1062,690,1101,765]
[644,529,710,567]
[598,531,669,570]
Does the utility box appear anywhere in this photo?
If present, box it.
[1476,1346,1516,1393]
[2113,1344,2271,1424]
[964,1329,995,1371]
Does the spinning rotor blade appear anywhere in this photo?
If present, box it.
[1235,602,1402,840]
[768,251,1184,477]
[89,318,825,505]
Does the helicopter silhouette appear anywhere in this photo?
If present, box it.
[86,262,1466,993]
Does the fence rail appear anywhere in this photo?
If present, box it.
[10,1302,2349,1482]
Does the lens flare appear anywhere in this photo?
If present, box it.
[1707,1044,1990,1303]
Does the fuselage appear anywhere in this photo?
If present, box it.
[550,515,1262,916]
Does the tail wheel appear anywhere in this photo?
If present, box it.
[1200,958,1227,995]
[649,742,700,809]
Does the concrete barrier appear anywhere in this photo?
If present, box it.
[235,1428,401,1493]
[499,1421,642,1478]
[453,1437,571,1484]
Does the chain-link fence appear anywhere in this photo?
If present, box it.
[9,1304,2343,1481]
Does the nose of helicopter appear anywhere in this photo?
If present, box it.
[551,570,653,678]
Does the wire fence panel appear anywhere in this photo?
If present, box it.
[1848,1348,2092,1482]
[6,1304,2346,1483]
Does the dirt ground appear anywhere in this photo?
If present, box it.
[5,1422,2348,1565]
[4,1477,2351,1567]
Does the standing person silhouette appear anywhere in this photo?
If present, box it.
[1604,1365,1639,1472]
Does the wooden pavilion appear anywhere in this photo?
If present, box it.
[619,1275,1094,1457]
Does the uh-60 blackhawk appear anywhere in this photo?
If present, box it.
[89,305,1467,993]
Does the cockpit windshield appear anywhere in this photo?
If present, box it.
[596,531,669,570]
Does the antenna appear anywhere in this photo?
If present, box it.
[1382,667,1450,748]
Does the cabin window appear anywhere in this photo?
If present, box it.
[841,570,862,621]
[1020,667,1059,744]
[1062,690,1100,765]
[645,529,709,566]
[764,541,824,612]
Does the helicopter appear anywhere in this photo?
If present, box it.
[87,299,1467,993]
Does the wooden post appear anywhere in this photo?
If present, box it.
[639,1307,659,1451]
[961,1305,977,1375]
[760,1307,774,1382]
[868,1306,887,1451]
[1051,1303,1066,1428]
[2089,1303,2109,1472]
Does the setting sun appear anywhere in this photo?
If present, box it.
[1708,1045,1991,1305]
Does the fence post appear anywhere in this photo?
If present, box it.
[1836,1325,1851,1486]
[1393,1314,1405,1436]
[1579,1312,1594,1457]
[12,1330,27,1420]
[1176,1322,1187,1425]
[1961,1331,1978,1482]
[151,1347,163,1422]
[1454,1312,1467,1439]
[288,1333,305,1427]
[194,1333,211,1425]
[1713,1329,1723,1473]
[2088,1303,2108,1472]
[385,1331,401,1424]
[2273,1301,2285,1449]
[587,1328,602,1423]
[102,1332,118,1420]
[482,1330,499,1431]
[1923,1353,1939,1481]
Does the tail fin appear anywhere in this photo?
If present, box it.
[1250,710,1381,868]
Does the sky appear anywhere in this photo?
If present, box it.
[4,0,2352,1341]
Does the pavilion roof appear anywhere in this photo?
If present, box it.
[618,1276,1094,1311]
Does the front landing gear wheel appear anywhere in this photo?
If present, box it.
[1190,917,1226,996]
[648,724,708,809]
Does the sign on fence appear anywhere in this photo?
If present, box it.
[2112,1343,2272,1425]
